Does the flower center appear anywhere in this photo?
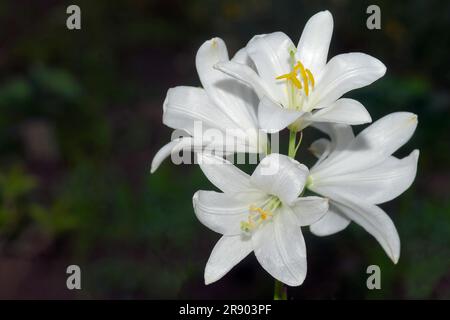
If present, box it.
[275,49,315,111]
[240,196,281,235]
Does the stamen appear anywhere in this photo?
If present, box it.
[275,60,314,99]
[241,200,278,234]
[275,74,290,80]
[276,71,302,89]
[290,76,303,89]
[295,61,309,96]
[306,68,315,88]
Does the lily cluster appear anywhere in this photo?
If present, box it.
[151,11,419,289]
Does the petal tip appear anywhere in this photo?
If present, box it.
[204,265,221,285]
[392,254,400,265]
[311,10,333,23]
[150,158,160,174]
[204,273,215,285]
[361,107,373,124]
[320,10,333,19]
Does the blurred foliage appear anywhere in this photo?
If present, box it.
[0,0,449,299]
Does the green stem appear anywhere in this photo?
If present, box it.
[288,130,297,158]
[274,280,287,300]
[279,129,301,300]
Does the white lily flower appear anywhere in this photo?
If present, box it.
[306,112,419,263]
[151,38,267,173]
[215,10,386,132]
[193,153,329,286]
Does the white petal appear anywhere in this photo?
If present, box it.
[258,96,304,133]
[314,150,419,205]
[296,10,333,75]
[349,112,418,160]
[309,53,386,110]
[204,235,253,285]
[309,138,330,158]
[253,206,307,286]
[308,138,332,167]
[196,38,257,129]
[151,137,197,173]
[290,196,329,226]
[312,122,355,152]
[197,153,255,194]
[310,123,354,170]
[250,154,308,205]
[163,86,237,134]
[309,204,352,236]
[214,61,275,101]
[193,191,265,236]
[309,98,372,125]
[230,48,259,123]
[231,47,257,70]
[246,32,295,105]
[325,192,400,263]
[313,112,418,176]
[196,38,229,90]
[151,135,258,174]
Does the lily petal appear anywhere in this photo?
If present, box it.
[310,123,354,170]
[250,154,308,205]
[325,192,400,263]
[313,112,418,176]
[230,48,259,123]
[151,137,198,173]
[309,203,352,236]
[308,138,332,167]
[197,153,257,194]
[309,98,372,125]
[310,53,386,110]
[214,61,275,102]
[312,123,355,153]
[193,190,265,235]
[290,196,329,226]
[232,47,257,70]
[196,38,257,129]
[204,235,253,285]
[258,96,304,133]
[246,32,294,105]
[296,10,333,75]
[163,86,237,134]
[253,206,307,286]
[314,150,419,205]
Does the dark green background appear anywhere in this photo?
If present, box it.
[0,0,448,299]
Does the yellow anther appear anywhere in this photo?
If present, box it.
[305,68,315,88]
[250,206,272,220]
[290,75,303,89]
[295,61,309,96]
[275,73,291,80]
[276,71,302,89]
[275,60,315,96]
[241,200,278,234]
[250,206,266,215]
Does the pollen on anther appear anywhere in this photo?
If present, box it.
[306,69,315,88]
